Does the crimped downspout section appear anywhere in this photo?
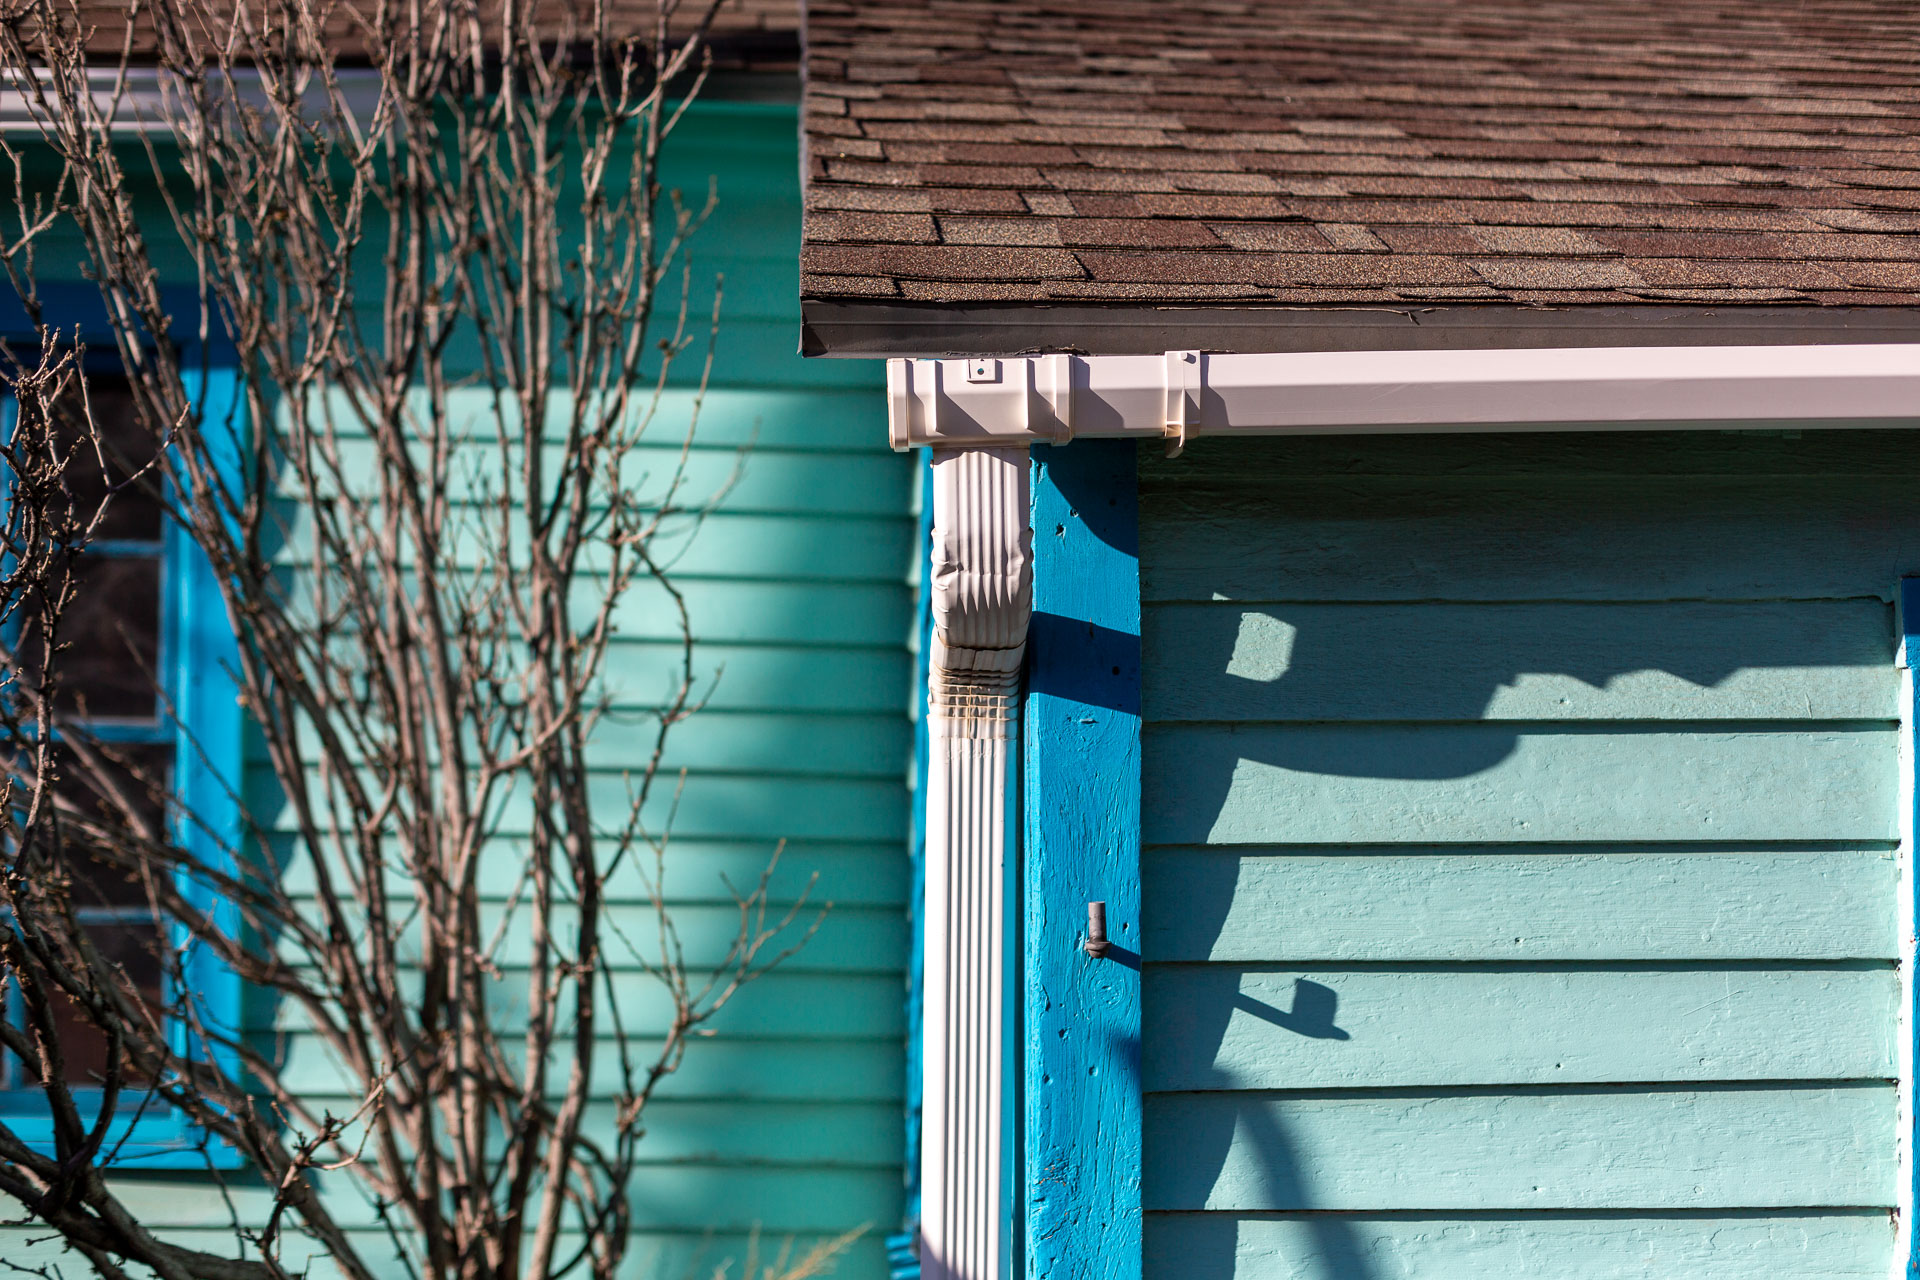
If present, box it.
[920,446,1032,1280]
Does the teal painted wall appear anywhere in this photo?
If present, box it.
[1136,430,1918,1280]
[0,100,913,1280]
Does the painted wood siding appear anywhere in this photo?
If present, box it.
[1136,430,1914,1280]
[0,100,914,1280]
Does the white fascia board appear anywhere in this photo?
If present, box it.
[886,343,1920,450]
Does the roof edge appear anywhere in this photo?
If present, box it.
[801,301,1920,360]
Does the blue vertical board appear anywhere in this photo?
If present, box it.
[170,363,246,1112]
[1024,441,1141,1280]
[1904,576,1920,1280]
[889,450,934,1280]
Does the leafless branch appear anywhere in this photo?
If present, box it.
[0,5,831,1280]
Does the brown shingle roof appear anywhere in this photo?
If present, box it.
[801,0,1920,322]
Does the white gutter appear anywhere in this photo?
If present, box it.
[887,343,1920,452]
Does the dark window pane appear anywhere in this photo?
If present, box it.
[19,554,162,720]
[42,373,162,542]
[39,743,174,909]
[45,920,163,1087]
[7,744,171,1088]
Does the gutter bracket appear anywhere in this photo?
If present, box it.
[1163,349,1200,457]
[1037,352,1073,444]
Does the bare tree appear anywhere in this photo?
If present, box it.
[0,4,835,1280]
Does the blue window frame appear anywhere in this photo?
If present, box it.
[0,353,245,1169]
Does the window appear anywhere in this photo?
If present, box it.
[0,358,245,1168]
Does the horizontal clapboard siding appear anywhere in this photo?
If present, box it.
[1144,476,1920,602]
[1145,1214,1893,1280]
[1145,848,1898,961]
[271,1034,906,1100]
[0,99,913,1280]
[1145,966,1897,1089]
[1145,1085,1896,1210]
[1144,725,1896,845]
[0,1232,908,1280]
[1145,600,1897,722]
[1136,431,1911,1279]
[265,101,911,1273]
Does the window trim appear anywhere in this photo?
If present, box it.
[0,357,247,1170]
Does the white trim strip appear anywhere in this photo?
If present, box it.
[887,343,1920,449]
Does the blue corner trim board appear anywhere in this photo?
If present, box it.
[166,363,247,1168]
[896,450,934,1280]
[886,1230,921,1280]
[1024,441,1142,1280]
[1904,576,1920,1280]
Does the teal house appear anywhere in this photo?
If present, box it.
[799,1,1920,1279]
[13,3,1920,1280]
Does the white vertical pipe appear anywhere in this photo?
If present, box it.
[921,446,1031,1280]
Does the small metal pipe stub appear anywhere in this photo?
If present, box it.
[1085,901,1110,958]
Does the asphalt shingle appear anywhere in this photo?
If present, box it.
[802,0,1920,307]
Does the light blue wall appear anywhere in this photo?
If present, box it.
[265,99,915,1280]
[0,98,914,1280]
[1135,430,1916,1280]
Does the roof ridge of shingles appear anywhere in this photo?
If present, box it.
[800,0,1920,311]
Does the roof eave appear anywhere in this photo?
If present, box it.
[800,300,1920,360]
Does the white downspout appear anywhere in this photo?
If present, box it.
[920,445,1031,1280]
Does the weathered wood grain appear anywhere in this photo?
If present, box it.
[1026,440,1145,1280]
[1144,849,1898,961]
[1143,600,1896,722]
[1144,966,1897,1089]
[1144,1211,1893,1280]
[1143,1085,1896,1211]
[1142,725,1897,845]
